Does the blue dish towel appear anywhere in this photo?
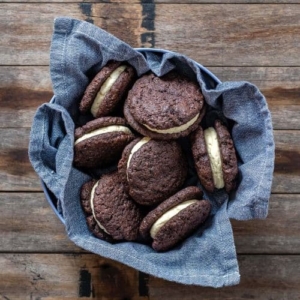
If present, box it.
[28,17,275,287]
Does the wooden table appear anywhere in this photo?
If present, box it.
[1,0,300,299]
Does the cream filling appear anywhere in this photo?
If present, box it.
[142,113,199,134]
[91,65,127,117]
[90,181,110,234]
[74,125,132,145]
[126,137,151,178]
[204,127,224,189]
[150,200,199,238]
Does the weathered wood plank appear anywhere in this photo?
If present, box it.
[1,4,300,66]
[155,4,300,66]
[0,254,299,299]
[272,130,300,194]
[0,253,145,300]
[0,67,53,128]
[0,193,81,253]
[0,129,299,193]
[0,128,39,191]
[149,255,300,299]
[1,66,300,129]
[232,194,300,254]
[0,3,150,65]
[1,193,300,254]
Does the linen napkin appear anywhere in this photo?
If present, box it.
[29,17,274,287]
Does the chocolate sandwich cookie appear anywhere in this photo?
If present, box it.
[80,179,113,242]
[118,137,188,206]
[124,71,205,140]
[190,119,238,193]
[74,117,134,168]
[80,172,142,241]
[80,61,136,118]
[139,186,211,251]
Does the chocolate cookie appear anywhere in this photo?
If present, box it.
[139,186,211,251]
[190,119,238,193]
[80,172,142,241]
[124,71,205,140]
[74,117,134,168]
[80,179,113,242]
[118,137,188,206]
[79,61,136,117]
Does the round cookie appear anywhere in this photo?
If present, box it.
[139,186,211,251]
[74,117,135,168]
[190,119,238,193]
[81,172,143,241]
[124,71,205,140]
[79,61,136,118]
[118,137,188,206]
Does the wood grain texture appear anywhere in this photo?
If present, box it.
[232,194,300,254]
[0,67,53,128]
[149,255,300,299]
[0,128,40,191]
[0,253,299,299]
[0,193,80,253]
[0,3,153,65]
[1,4,300,66]
[1,128,298,192]
[1,66,300,129]
[1,193,300,254]
[155,4,300,66]
[0,254,145,300]
[273,130,300,194]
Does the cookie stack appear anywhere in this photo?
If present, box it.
[74,60,238,251]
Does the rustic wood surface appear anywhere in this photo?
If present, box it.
[2,4,300,65]
[0,0,299,298]
[1,254,300,299]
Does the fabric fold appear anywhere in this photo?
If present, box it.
[29,102,75,202]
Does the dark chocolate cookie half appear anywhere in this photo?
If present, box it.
[139,186,211,251]
[79,61,136,118]
[74,117,135,168]
[190,126,215,192]
[81,172,143,241]
[80,180,113,242]
[215,120,238,193]
[190,119,238,193]
[124,71,205,140]
[118,137,188,206]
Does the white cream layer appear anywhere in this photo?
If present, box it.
[91,65,127,117]
[150,199,199,238]
[90,181,110,234]
[74,125,132,145]
[126,137,151,177]
[204,127,224,189]
[142,113,199,134]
